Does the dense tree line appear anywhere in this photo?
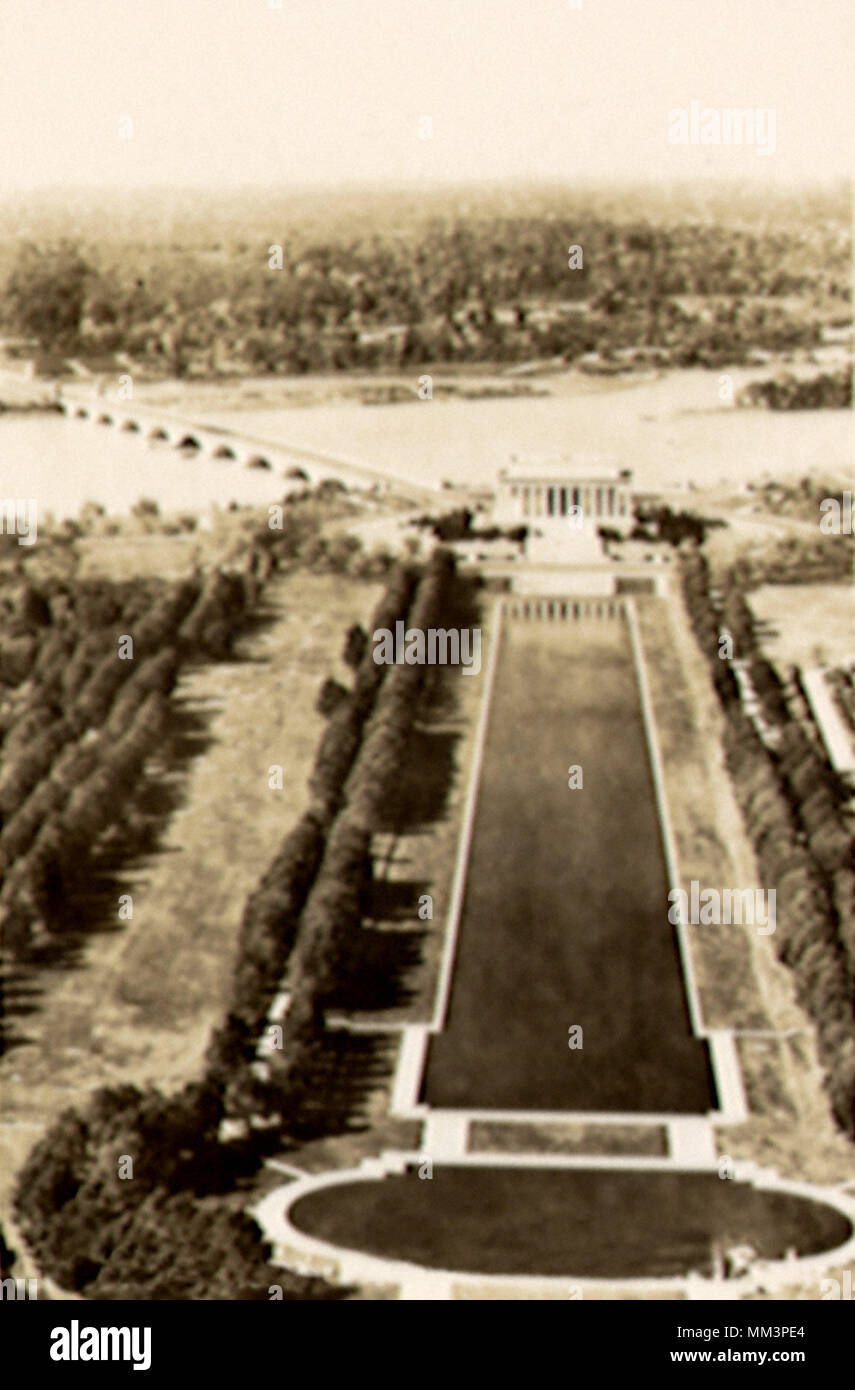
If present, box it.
[2,189,847,378]
[264,551,460,1127]
[205,561,420,1121]
[411,507,527,544]
[13,1083,338,1299]
[12,547,470,1295]
[681,553,855,1135]
[631,504,724,548]
[828,668,855,747]
[12,556,456,1295]
[718,531,852,589]
[723,708,855,1134]
[203,550,462,1130]
[307,564,418,822]
[0,564,265,961]
[267,818,375,1126]
[738,369,851,410]
[0,494,383,956]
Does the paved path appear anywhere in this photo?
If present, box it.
[800,666,855,775]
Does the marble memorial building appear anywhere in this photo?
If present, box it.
[493,460,634,563]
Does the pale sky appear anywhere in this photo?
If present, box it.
[0,0,851,192]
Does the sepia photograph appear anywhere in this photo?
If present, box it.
[0,0,853,1362]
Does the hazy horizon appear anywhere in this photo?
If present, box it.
[0,0,851,196]
[3,175,851,197]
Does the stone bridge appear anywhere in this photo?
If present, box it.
[55,386,438,503]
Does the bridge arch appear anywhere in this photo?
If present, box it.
[177,434,202,451]
[75,407,89,419]
[148,426,171,442]
[212,443,238,460]
[120,419,141,432]
[96,413,114,426]
[246,455,272,470]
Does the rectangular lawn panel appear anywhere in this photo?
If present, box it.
[468,1120,669,1157]
[423,615,715,1111]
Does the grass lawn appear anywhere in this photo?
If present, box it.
[748,583,855,671]
[0,568,380,1226]
[468,1120,668,1157]
[291,1165,851,1278]
[423,616,714,1112]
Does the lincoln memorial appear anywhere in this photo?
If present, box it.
[493,459,635,563]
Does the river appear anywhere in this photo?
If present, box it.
[1,367,851,522]
[0,412,291,523]
[147,365,855,496]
